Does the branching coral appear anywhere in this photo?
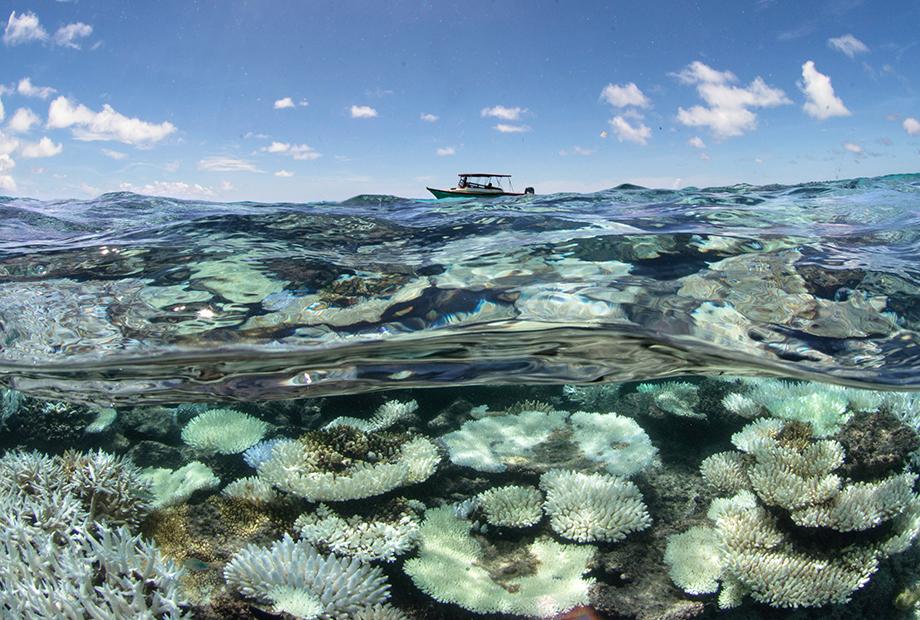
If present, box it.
[540,469,651,543]
[636,381,704,419]
[223,534,390,619]
[295,502,421,562]
[324,399,418,433]
[477,485,543,528]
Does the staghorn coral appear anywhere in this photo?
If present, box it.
[223,533,390,619]
[243,438,291,469]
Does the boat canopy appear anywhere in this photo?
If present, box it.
[459,173,511,178]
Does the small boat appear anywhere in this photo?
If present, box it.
[427,173,534,199]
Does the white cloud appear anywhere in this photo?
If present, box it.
[904,117,920,136]
[828,34,869,58]
[3,11,48,46]
[0,130,19,155]
[609,115,651,145]
[119,180,216,199]
[843,142,862,153]
[420,113,438,122]
[350,105,378,118]
[101,148,126,160]
[559,146,594,156]
[494,123,531,133]
[197,156,260,172]
[243,131,270,139]
[675,61,791,138]
[481,105,526,121]
[20,136,63,158]
[7,108,39,133]
[47,96,177,145]
[259,141,321,160]
[0,97,3,122]
[599,130,608,139]
[274,169,294,177]
[699,152,711,161]
[600,82,650,108]
[0,174,15,192]
[436,146,455,156]
[688,136,706,149]
[18,77,56,99]
[54,22,92,49]
[0,153,14,173]
[801,60,850,120]
[274,97,295,109]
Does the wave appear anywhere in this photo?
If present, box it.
[1,173,920,404]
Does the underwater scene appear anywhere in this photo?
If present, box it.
[3,176,920,619]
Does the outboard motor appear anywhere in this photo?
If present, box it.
[524,187,535,194]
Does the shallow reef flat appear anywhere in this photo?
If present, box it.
[4,376,920,619]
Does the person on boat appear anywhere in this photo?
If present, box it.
[458,178,467,188]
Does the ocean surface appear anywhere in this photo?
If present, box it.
[3,175,920,620]
[2,173,920,405]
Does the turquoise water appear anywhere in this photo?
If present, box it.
[2,176,920,619]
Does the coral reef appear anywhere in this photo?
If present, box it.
[258,427,439,502]
[541,469,652,543]
[295,500,422,562]
[223,534,391,618]
[477,484,544,528]
[141,461,221,509]
[404,504,596,617]
[181,408,268,454]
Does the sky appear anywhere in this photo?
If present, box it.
[1,0,919,201]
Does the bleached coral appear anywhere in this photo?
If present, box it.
[563,383,621,410]
[722,392,761,418]
[259,431,439,502]
[181,408,268,454]
[140,461,220,509]
[731,418,785,453]
[440,409,568,472]
[664,526,723,595]
[746,437,844,511]
[732,378,853,437]
[243,438,291,469]
[222,476,279,504]
[636,381,704,419]
[540,469,651,543]
[715,498,879,608]
[440,408,657,478]
[700,451,750,495]
[223,534,390,618]
[266,585,323,619]
[568,410,658,477]
[403,505,594,617]
[0,452,185,619]
[295,503,420,562]
[85,407,117,433]
[477,485,543,528]
[791,472,918,532]
[324,400,418,433]
[0,449,151,527]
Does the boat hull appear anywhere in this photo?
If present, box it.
[427,187,524,199]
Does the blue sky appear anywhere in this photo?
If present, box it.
[1,0,919,201]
